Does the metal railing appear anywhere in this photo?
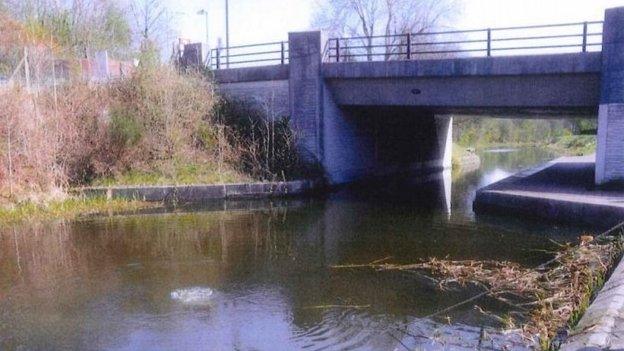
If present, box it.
[210,41,289,69]
[324,21,603,62]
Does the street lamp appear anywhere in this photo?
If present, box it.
[197,9,209,65]
[225,0,230,68]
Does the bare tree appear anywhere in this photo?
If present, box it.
[3,0,133,59]
[131,0,170,47]
[313,0,460,61]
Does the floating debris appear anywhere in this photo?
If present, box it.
[170,287,215,306]
[332,233,624,349]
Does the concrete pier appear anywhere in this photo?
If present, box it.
[597,7,624,185]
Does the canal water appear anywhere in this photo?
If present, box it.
[0,148,594,350]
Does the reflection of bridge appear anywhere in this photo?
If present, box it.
[213,7,624,186]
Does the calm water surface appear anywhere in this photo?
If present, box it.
[0,148,596,350]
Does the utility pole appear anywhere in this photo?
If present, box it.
[225,0,230,68]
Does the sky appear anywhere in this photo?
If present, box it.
[167,0,624,51]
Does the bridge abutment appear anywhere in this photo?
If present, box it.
[288,31,324,165]
[597,7,624,185]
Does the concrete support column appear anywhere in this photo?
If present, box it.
[596,7,624,185]
[288,31,323,165]
[434,115,453,170]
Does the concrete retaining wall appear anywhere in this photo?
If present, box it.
[213,64,290,118]
[217,80,289,117]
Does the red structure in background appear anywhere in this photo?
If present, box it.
[78,53,134,81]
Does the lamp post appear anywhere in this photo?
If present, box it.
[197,9,209,65]
[225,0,230,68]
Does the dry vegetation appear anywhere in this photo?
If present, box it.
[0,65,226,202]
[0,14,311,208]
[332,233,624,350]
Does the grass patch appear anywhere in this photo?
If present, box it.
[549,135,596,157]
[457,135,597,158]
[0,196,159,222]
[92,161,250,187]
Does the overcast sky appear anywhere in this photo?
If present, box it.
[167,0,624,50]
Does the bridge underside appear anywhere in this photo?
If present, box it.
[321,106,452,184]
[328,101,598,120]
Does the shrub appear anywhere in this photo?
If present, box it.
[109,108,142,148]
[213,97,319,181]
[106,65,215,164]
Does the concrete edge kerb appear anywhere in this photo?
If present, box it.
[76,179,322,202]
[562,255,624,350]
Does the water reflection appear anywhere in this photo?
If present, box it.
[0,147,594,350]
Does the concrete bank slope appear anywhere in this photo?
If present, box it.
[473,155,624,227]
[79,179,322,202]
[562,250,624,350]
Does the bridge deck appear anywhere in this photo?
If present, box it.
[322,52,601,78]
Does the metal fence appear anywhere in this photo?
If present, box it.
[324,21,604,62]
[210,41,289,69]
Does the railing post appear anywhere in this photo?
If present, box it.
[406,33,412,60]
[216,48,220,69]
[281,41,285,64]
[486,28,492,57]
[335,39,340,62]
[582,21,588,52]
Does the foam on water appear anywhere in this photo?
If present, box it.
[484,148,519,153]
[170,287,215,305]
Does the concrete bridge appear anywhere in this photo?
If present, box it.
[213,7,624,186]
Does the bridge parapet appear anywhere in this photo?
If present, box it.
[322,52,601,79]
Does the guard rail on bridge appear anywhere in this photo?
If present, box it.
[208,20,604,69]
[324,21,603,62]
[210,41,289,69]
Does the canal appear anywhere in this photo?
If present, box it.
[0,147,594,350]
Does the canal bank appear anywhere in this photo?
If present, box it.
[473,155,624,228]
